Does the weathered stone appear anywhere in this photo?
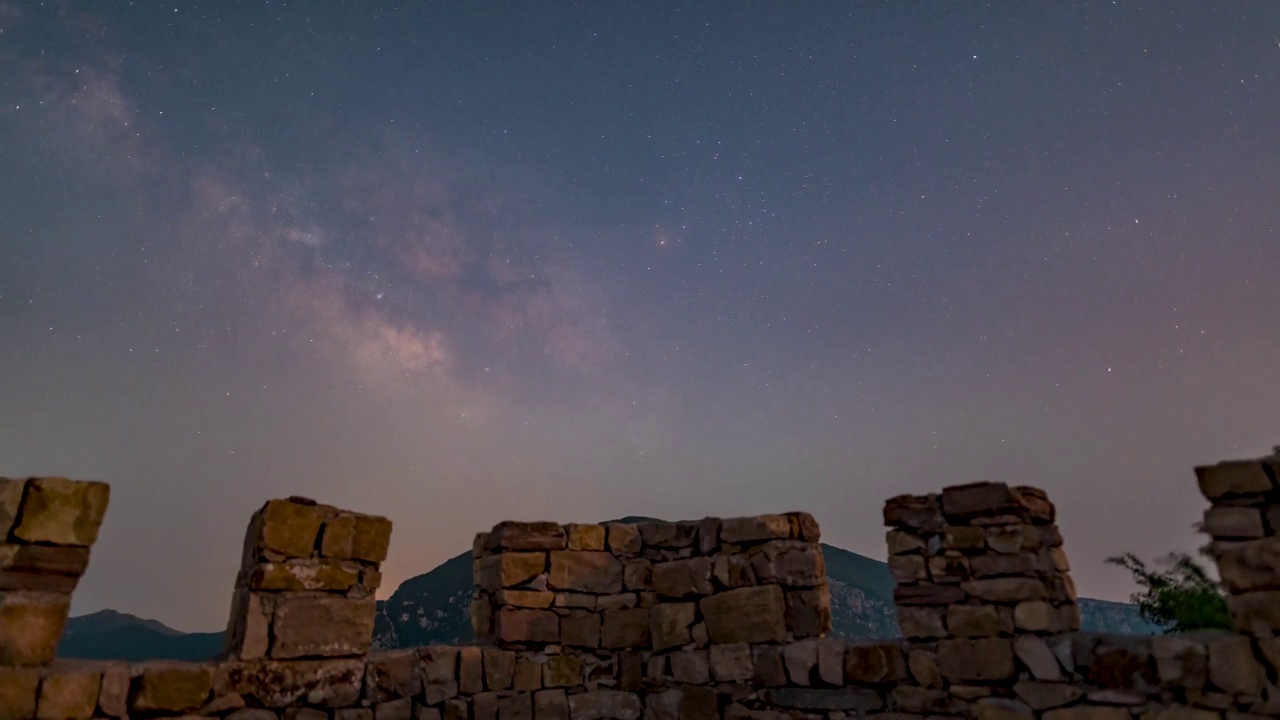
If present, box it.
[0,545,91,579]
[890,685,950,714]
[496,608,559,645]
[497,589,557,608]
[596,592,638,610]
[988,525,1029,554]
[845,641,906,684]
[649,602,696,651]
[443,699,469,720]
[1044,708,1132,720]
[926,554,968,584]
[0,667,39,720]
[375,698,413,720]
[244,499,324,559]
[681,685,717,720]
[130,662,214,713]
[477,553,548,591]
[1204,507,1266,539]
[270,596,375,658]
[228,710,279,720]
[1196,461,1275,500]
[652,557,714,597]
[365,649,422,704]
[1014,635,1063,680]
[1153,635,1207,687]
[568,690,643,720]
[489,521,567,551]
[883,494,944,533]
[1229,590,1280,634]
[938,638,1015,682]
[232,658,364,707]
[753,645,788,686]
[1208,634,1263,695]
[0,591,70,666]
[671,650,711,684]
[451,646,482,694]
[1088,641,1157,688]
[623,560,651,591]
[942,525,988,550]
[974,698,1034,720]
[548,551,623,593]
[815,638,844,686]
[1013,681,1083,710]
[1014,600,1063,632]
[601,607,650,648]
[947,604,1002,637]
[97,662,129,717]
[893,583,964,606]
[962,577,1047,602]
[565,524,606,551]
[1087,688,1148,705]
[0,480,25,538]
[712,553,755,588]
[1212,537,1280,593]
[500,693,535,720]
[971,553,1039,578]
[786,586,833,637]
[639,521,699,549]
[483,648,516,690]
[1015,486,1056,524]
[471,592,493,639]
[1144,708,1221,720]
[764,688,884,712]
[418,645,459,703]
[907,649,942,688]
[536,689,569,720]
[560,609,601,648]
[720,515,792,544]
[701,585,786,643]
[710,643,754,681]
[543,655,583,687]
[10,478,109,547]
[476,694,501,720]
[886,530,926,555]
[248,559,361,592]
[784,639,818,686]
[747,541,825,587]
[896,606,946,638]
[788,511,821,542]
[514,657,542,691]
[941,483,1028,519]
[606,524,642,556]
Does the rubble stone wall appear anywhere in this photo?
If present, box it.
[1,451,1278,720]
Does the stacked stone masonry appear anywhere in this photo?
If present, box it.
[2,451,1280,720]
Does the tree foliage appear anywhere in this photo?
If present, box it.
[1106,550,1232,633]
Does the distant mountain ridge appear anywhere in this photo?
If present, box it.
[60,520,1161,661]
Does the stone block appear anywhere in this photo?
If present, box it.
[1211,537,1280,593]
[940,482,1028,520]
[753,645,788,686]
[376,699,413,720]
[783,638,818,686]
[883,494,944,533]
[1204,507,1266,539]
[886,530,926,555]
[548,551,623,594]
[0,591,71,666]
[239,658,365,707]
[496,608,560,645]
[639,521,698,548]
[366,649,422,704]
[35,663,101,719]
[477,552,548,591]
[536,689,569,720]
[844,641,906,684]
[560,609,601,647]
[566,524,606,551]
[896,606,946,638]
[513,657,542,691]
[650,602,696,651]
[670,650,711,684]
[817,638,845,686]
[248,559,361,592]
[1196,460,1275,500]
[1088,640,1157,688]
[1043,708,1132,720]
[484,648,516,690]
[497,589,556,608]
[0,667,39,720]
[720,515,792,544]
[11,478,109,547]
[247,499,325,559]
[1207,634,1263,695]
[701,585,787,644]
[1013,681,1083,710]
[98,662,129,717]
[893,583,964,606]
[500,693,534,720]
[488,521,567,551]
[712,553,755,588]
[947,604,1002,637]
[681,685,717,720]
[788,511,821,542]
[601,607,650,648]
[974,698,1034,720]
[961,577,1047,602]
[751,541,825,587]
[0,545,91,577]
[130,662,214,714]
[271,596,375,658]
[606,524,642,556]
[907,649,942,688]
[971,553,1039,577]
[785,586,832,637]
[710,643,754,681]
[543,655,584,687]
[938,638,1015,682]
[568,690,643,720]
[1014,635,1063,680]
[1228,590,1280,634]
[0,480,24,538]
[652,557,713,597]
[763,688,884,712]
[1153,635,1207,687]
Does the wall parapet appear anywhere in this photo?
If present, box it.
[2,449,1279,720]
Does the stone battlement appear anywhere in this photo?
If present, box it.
[0,452,1278,720]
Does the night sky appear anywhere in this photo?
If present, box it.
[2,1,1279,632]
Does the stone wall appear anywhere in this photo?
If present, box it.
[1,450,1279,720]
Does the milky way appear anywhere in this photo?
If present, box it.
[1,1,1278,630]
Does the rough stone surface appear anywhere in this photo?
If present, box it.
[701,585,787,644]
